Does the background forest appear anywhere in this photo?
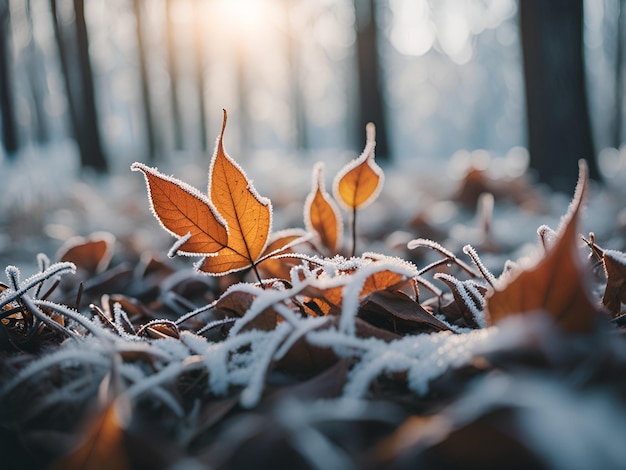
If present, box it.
[1,0,625,176]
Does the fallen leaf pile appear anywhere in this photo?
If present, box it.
[1,113,625,469]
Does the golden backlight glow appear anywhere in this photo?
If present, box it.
[212,0,274,37]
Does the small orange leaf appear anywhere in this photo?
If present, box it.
[198,110,272,275]
[302,266,409,317]
[304,162,342,253]
[333,122,384,210]
[485,161,600,333]
[53,401,129,470]
[131,163,228,256]
[257,228,309,280]
[302,284,344,316]
[362,269,405,295]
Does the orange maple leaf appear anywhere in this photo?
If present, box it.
[485,160,601,333]
[132,110,271,277]
[333,122,384,211]
[196,110,272,275]
[304,162,343,253]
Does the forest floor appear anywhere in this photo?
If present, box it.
[1,146,626,469]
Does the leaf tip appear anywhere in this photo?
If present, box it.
[365,122,376,144]
[221,109,228,136]
[130,162,146,173]
[312,161,325,191]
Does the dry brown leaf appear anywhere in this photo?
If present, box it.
[304,162,342,253]
[333,122,384,210]
[601,250,626,315]
[359,290,452,333]
[485,161,600,333]
[57,232,115,275]
[213,289,277,331]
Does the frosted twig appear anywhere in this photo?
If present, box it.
[35,298,113,340]
[175,298,219,325]
[0,347,110,397]
[0,262,76,309]
[408,238,479,278]
[434,273,485,327]
[463,244,496,287]
[22,296,78,339]
[240,322,292,408]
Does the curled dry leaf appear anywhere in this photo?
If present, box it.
[198,110,272,275]
[485,160,601,333]
[333,122,384,210]
[57,231,116,275]
[601,249,626,315]
[137,319,180,339]
[304,162,342,253]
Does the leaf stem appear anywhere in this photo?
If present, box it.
[351,207,357,257]
[251,263,266,289]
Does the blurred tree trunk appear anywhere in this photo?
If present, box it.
[166,0,183,150]
[614,0,624,148]
[51,0,108,172]
[50,0,81,148]
[193,0,207,153]
[354,0,389,160]
[520,0,600,192]
[26,0,50,144]
[0,0,19,156]
[134,0,160,162]
[236,41,251,155]
[73,0,107,172]
[285,0,308,151]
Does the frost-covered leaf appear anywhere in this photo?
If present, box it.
[131,163,228,256]
[132,110,272,277]
[198,110,272,275]
[485,161,600,333]
[301,259,415,319]
[333,123,384,211]
[257,228,310,280]
[304,162,342,253]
